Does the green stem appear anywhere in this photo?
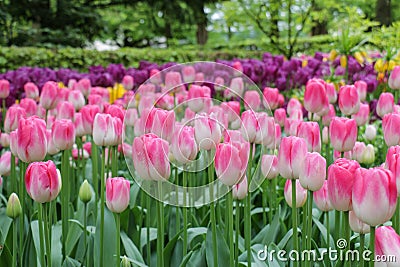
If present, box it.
[360,234,365,267]
[91,140,99,205]
[228,191,234,267]
[38,204,46,267]
[11,154,16,193]
[208,150,218,267]
[292,180,298,267]
[175,166,180,236]
[157,181,164,267]
[370,226,375,267]
[235,201,240,267]
[307,191,313,251]
[115,213,121,267]
[61,150,68,258]
[111,146,118,177]
[12,218,17,267]
[326,212,330,248]
[343,211,350,261]
[183,168,188,258]
[146,194,151,266]
[264,180,269,224]
[245,144,253,267]
[19,161,25,266]
[302,199,308,252]
[44,203,51,267]
[2,98,6,132]
[100,146,106,267]
[335,210,341,241]
[84,203,89,267]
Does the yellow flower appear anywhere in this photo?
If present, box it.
[302,60,308,68]
[354,52,364,64]
[388,60,396,71]
[58,82,65,88]
[375,59,384,73]
[377,72,385,82]
[329,50,338,61]
[340,55,347,68]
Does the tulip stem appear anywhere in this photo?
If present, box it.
[38,203,46,267]
[61,150,68,258]
[91,140,99,207]
[326,211,330,248]
[11,154,16,193]
[157,181,164,267]
[115,213,121,267]
[228,190,234,267]
[12,218,17,267]
[343,211,350,266]
[18,161,25,266]
[175,166,180,236]
[235,201,240,267]
[360,234,365,267]
[245,144,253,267]
[146,194,151,265]
[44,203,51,267]
[2,98,6,131]
[292,180,298,267]
[369,226,375,267]
[307,191,313,252]
[84,203,89,267]
[335,210,341,240]
[263,180,269,224]
[183,168,188,259]
[100,146,106,267]
[208,150,218,267]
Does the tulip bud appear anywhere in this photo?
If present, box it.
[274,108,286,127]
[232,176,248,200]
[171,125,198,165]
[228,77,244,97]
[304,79,329,114]
[383,113,400,146]
[17,116,48,163]
[0,79,10,99]
[40,81,59,110]
[313,181,333,212]
[194,113,222,150]
[389,66,400,90]
[329,117,357,152]
[6,193,22,219]
[322,126,329,144]
[19,98,38,117]
[377,92,394,118]
[106,177,130,213]
[296,121,321,152]
[79,180,93,203]
[364,125,376,141]
[349,211,370,234]
[0,133,10,147]
[338,85,360,115]
[77,78,91,96]
[261,155,278,179]
[326,82,337,104]
[278,136,308,179]
[187,85,211,113]
[375,226,400,264]
[352,103,370,126]
[361,144,375,164]
[56,101,75,121]
[68,90,86,111]
[299,152,326,191]
[354,80,367,101]
[121,256,131,267]
[4,106,26,133]
[122,75,134,90]
[93,113,119,147]
[263,87,281,110]
[24,82,39,99]
[52,119,76,150]
[287,98,302,117]
[284,179,307,208]
[244,90,261,111]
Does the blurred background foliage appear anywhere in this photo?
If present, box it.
[0,0,399,67]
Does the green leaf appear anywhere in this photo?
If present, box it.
[140,228,157,249]
[186,227,207,249]
[62,256,81,267]
[205,226,230,267]
[30,221,41,266]
[120,231,145,264]
[51,222,63,267]
[94,207,116,267]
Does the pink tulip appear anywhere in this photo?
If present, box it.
[164,71,183,93]
[215,139,249,186]
[76,78,91,96]
[4,106,26,133]
[383,113,400,146]
[93,113,118,147]
[46,129,60,155]
[299,152,326,191]
[125,108,138,127]
[351,142,367,163]
[122,75,134,90]
[389,66,400,90]
[386,147,400,196]
[244,90,261,111]
[232,176,248,200]
[80,105,100,135]
[338,85,360,115]
[182,66,196,83]
[326,82,337,103]
[187,85,211,113]
[19,98,37,117]
[214,76,225,92]
[88,94,104,111]
[9,130,18,157]
[313,181,333,212]
[377,92,395,118]
[375,226,400,265]
[327,158,360,211]
[149,69,162,85]
[278,136,308,179]
[232,61,243,73]
[254,113,275,146]
[143,108,175,142]
[321,104,336,126]
[0,151,17,176]
[0,79,10,99]
[132,133,171,181]
[17,116,47,163]
[106,104,125,122]
[40,81,58,110]
[352,103,370,126]
[329,117,357,152]
[25,160,61,203]
[354,80,367,101]
[194,113,222,150]
[220,101,240,122]
[272,123,282,148]
[304,79,329,114]
[228,77,244,97]
[1,133,9,147]
[274,108,286,127]
[286,98,302,116]
[284,179,307,208]
[74,113,86,137]
[263,87,281,110]
[171,125,198,164]
[349,211,370,234]
[296,121,321,152]
[68,90,85,111]
[106,177,130,213]
[352,167,397,226]
[261,154,278,179]
[24,82,39,99]
[52,119,76,150]
[56,101,75,121]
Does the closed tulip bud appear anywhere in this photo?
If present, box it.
[52,119,76,150]
[220,101,240,123]
[232,176,248,200]
[79,180,93,203]
[4,106,26,133]
[24,82,39,99]
[6,193,22,219]
[74,113,85,137]
[187,85,211,113]
[278,136,308,179]
[125,108,138,127]
[244,90,261,111]
[349,211,370,234]
[322,126,329,144]
[377,92,394,118]
[106,104,125,122]
[25,161,61,203]
[364,124,376,141]
[182,66,196,83]
[229,77,244,97]
[254,113,275,146]
[122,75,134,90]
[287,98,302,117]
[68,90,85,111]
[56,101,75,121]
[0,133,9,147]
[77,78,91,96]
[352,167,397,226]
[299,152,326,191]
[326,82,337,103]
[9,130,18,157]
[80,105,100,135]
[261,154,278,179]
[354,80,367,101]
[263,87,281,110]
[164,71,183,94]
[194,113,222,150]
[313,181,333,212]
[88,94,104,111]
[171,125,198,164]
[338,85,360,115]
[329,117,357,152]
[106,177,130,213]
[215,140,249,186]
[40,81,58,110]
[0,79,10,99]
[297,121,321,152]
[389,66,400,90]
[383,113,400,146]
[375,226,400,265]
[322,104,336,126]
[19,98,37,117]
[240,110,257,143]
[284,179,307,208]
[17,116,47,163]
[328,158,360,211]
[46,129,60,155]
[361,144,375,164]
[121,256,131,267]
[93,113,118,147]
[352,103,370,126]
[274,108,286,127]
[304,79,329,114]
[0,151,16,176]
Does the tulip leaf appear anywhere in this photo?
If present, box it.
[140,227,157,249]
[205,226,229,267]
[62,256,81,267]
[180,243,206,267]
[30,220,41,266]
[94,207,116,267]
[312,216,335,249]
[164,227,184,266]
[120,231,145,264]
[252,208,280,245]
[0,241,12,267]
[0,213,12,248]
[51,223,63,267]
[187,227,208,248]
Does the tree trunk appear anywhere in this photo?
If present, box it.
[194,1,208,45]
[196,21,208,45]
[376,0,392,26]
